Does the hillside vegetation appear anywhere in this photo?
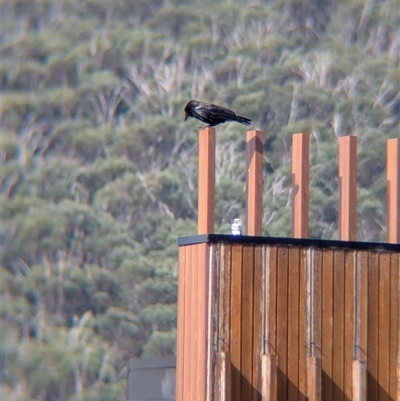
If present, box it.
[1,0,399,399]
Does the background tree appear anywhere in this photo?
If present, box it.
[2,0,399,399]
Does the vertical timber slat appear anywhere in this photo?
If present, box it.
[387,138,400,243]
[198,127,215,234]
[288,247,300,401]
[344,250,355,399]
[276,247,289,400]
[339,136,357,241]
[261,354,277,401]
[292,133,310,238]
[352,360,367,401]
[378,252,391,401]
[298,249,308,400]
[176,246,186,401]
[199,243,211,401]
[332,250,345,401]
[368,252,379,399]
[246,130,264,236]
[266,246,278,356]
[190,245,199,400]
[321,249,334,401]
[185,246,196,401]
[253,246,263,401]
[307,357,322,401]
[355,251,368,363]
[231,244,243,401]
[389,253,399,399]
[216,352,231,401]
[242,245,254,401]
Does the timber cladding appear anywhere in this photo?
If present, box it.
[176,236,400,401]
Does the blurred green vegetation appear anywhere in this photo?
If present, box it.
[1,0,399,399]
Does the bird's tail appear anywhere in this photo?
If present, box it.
[234,115,252,126]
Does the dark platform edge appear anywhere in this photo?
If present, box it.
[178,234,400,252]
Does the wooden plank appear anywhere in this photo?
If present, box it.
[216,352,231,401]
[389,253,399,399]
[355,251,369,362]
[206,243,217,401]
[175,246,186,401]
[307,357,322,401]
[367,251,379,399]
[332,250,345,401]
[352,360,367,401]
[242,245,254,401]
[246,130,263,236]
[312,249,322,360]
[344,250,355,399]
[261,354,277,401]
[287,247,300,401]
[220,244,232,353]
[292,133,309,238]
[276,246,289,401]
[266,246,278,356]
[378,252,391,401]
[231,244,243,401]
[397,363,400,401]
[321,249,334,401]
[253,246,263,401]
[338,136,357,241]
[387,138,400,243]
[198,127,215,234]
[186,245,197,401]
[186,245,199,400]
[197,243,209,401]
[298,249,309,401]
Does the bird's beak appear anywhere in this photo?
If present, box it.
[184,113,188,122]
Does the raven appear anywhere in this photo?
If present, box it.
[184,100,251,127]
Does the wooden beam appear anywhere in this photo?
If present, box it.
[352,360,367,401]
[387,138,400,243]
[339,136,357,241]
[246,130,263,236]
[307,357,321,401]
[216,352,231,401]
[292,133,310,238]
[198,127,215,234]
[261,354,276,401]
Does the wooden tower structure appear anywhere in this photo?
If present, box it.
[176,129,400,401]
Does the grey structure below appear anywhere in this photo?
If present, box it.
[127,356,176,401]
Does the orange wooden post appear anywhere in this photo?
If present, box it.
[198,127,215,234]
[216,352,231,401]
[261,354,277,401]
[387,138,400,243]
[307,357,322,401]
[246,130,263,236]
[339,136,357,241]
[352,360,367,401]
[292,133,310,238]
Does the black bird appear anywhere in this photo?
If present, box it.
[184,100,252,127]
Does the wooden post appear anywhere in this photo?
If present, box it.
[352,360,367,401]
[387,138,400,243]
[307,357,321,401]
[261,354,277,401]
[198,127,215,234]
[216,352,231,401]
[292,133,310,238]
[339,136,357,241]
[246,130,263,236]
[397,362,400,401]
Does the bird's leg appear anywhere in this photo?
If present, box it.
[197,125,212,131]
